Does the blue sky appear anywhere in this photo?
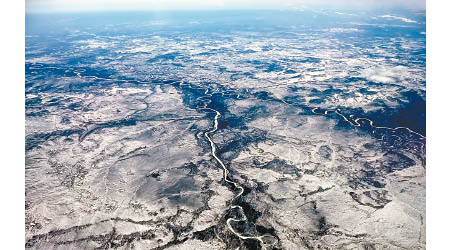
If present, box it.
[26,0,426,13]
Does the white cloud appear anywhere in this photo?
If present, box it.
[361,65,412,84]
[323,28,360,33]
[25,56,58,63]
[381,15,417,23]
[76,39,110,49]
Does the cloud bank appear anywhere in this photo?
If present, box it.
[26,0,426,13]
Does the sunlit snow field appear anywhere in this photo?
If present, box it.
[25,10,425,249]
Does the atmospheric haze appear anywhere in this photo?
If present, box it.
[26,0,426,13]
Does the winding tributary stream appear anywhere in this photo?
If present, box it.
[204,109,276,249]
